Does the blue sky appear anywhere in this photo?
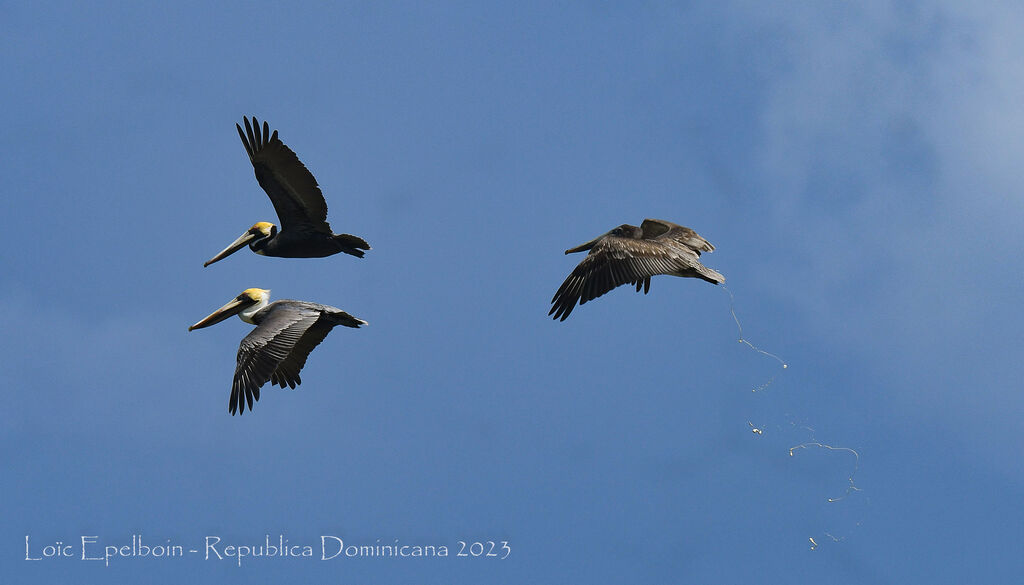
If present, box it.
[3,1,1022,583]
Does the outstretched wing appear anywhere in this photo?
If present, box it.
[237,116,333,235]
[268,321,333,390]
[231,304,321,415]
[549,237,717,321]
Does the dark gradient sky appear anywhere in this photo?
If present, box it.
[3,2,1022,583]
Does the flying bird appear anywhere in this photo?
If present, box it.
[203,117,370,267]
[549,218,724,321]
[188,288,366,415]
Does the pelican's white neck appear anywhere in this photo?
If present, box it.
[239,290,271,324]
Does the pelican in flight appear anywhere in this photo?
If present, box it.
[203,117,370,267]
[549,218,724,321]
[189,288,366,415]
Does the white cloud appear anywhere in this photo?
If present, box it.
[725,2,1024,471]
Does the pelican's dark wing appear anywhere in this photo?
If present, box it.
[230,303,322,414]
[268,306,364,388]
[268,321,330,390]
[237,117,332,235]
[549,236,721,321]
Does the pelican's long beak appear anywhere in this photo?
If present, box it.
[564,234,603,254]
[203,230,258,267]
[188,296,256,331]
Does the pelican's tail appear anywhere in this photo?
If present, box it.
[334,234,371,258]
[329,309,368,329]
[695,264,725,285]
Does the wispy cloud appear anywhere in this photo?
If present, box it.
[721,2,1024,467]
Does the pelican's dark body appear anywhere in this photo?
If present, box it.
[549,218,724,321]
[188,289,366,415]
[203,117,369,267]
[249,225,368,259]
[230,299,365,415]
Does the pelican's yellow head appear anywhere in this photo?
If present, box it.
[188,288,271,331]
[250,222,275,237]
[203,222,278,267]
[240,288,271,303]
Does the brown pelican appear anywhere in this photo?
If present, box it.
[549,218,724,321]
[203,117,370,267]
[188,288,366,415]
